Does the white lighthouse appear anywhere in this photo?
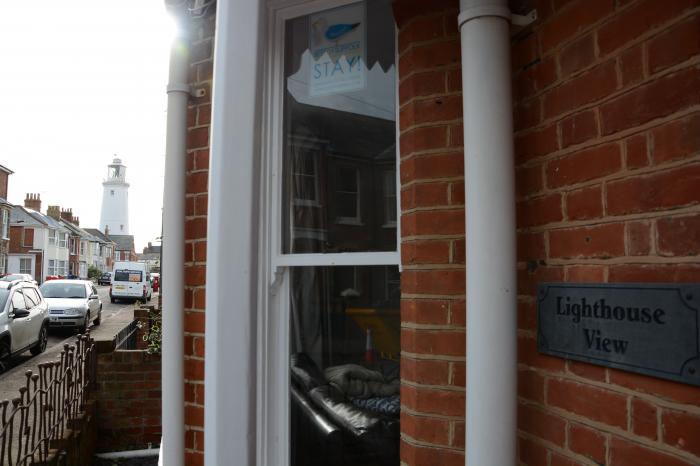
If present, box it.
[100,157,130,234]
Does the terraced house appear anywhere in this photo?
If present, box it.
[8,196,71,282]
[158,0,700,465]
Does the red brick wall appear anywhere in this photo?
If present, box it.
[9,226,33,254]
[182,7,215,466]
[393,1,466,465]
[512,1,700,465]
[96,351,161,452]
[395,0,700,465]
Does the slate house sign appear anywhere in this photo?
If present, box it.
[538,283,700,386]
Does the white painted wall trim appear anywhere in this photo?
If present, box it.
[273,251,399,268]
[204,0,264,465]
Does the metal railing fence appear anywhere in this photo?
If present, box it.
[0,333,96,466]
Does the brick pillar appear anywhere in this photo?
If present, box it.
[182,6,215,466]
[393,1,466,464]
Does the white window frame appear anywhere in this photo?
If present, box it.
[58,233,67,249]
[289,138,322,207]
[204,1,401,464]
[19,258,31,275]
[48,259,55,276]
[257,2,400,465]
[48,229,56,246]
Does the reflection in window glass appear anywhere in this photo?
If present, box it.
[291,145,320,204]
[282,2,400,464]
[335,166,360,222]
[290,266,400,466]
[383,170,396,226]
[282,0,397,255]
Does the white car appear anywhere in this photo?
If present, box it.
[40,280,102,332]
[0,280,49,362]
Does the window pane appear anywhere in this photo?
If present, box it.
[11,292,26,310]
[336,193,358,219]
[336,167,358,193]
[282,0,396,254]
[290,265,400,466]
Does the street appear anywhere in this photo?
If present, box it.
[0,284,135,377]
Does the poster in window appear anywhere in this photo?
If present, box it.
[308,2,366,97]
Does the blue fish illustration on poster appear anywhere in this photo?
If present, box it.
[325,23,361,41]
[309,2,366,97]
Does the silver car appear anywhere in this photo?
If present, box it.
[40,280,102,332]
[0,280,49,363]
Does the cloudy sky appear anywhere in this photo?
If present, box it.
[0,0,175,250]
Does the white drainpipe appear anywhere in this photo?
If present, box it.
[459,1,517,465]
[162,1,189,465]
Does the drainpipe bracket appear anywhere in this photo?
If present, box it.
[511,9,538,27]
[166,83,192,96]
[458,6,537,28]
[458,5,511,27]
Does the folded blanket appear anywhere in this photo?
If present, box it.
[324,364,399,399]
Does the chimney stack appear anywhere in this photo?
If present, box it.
[24,193,41,211]
[60,208,73,222]
[47,205,61,220]
[73,216,79,226]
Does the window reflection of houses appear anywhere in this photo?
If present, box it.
[284,102,397,255]
[284,102,401,366]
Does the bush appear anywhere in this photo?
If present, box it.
[88,265,102,280]
[141,309,162,355]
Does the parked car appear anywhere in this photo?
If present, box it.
[0,279,49,364]
[110,261,152,303]
[0,274,37,284]
[39,280,102,332]
[98,272,112,286]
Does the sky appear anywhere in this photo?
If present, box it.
[0,0,175,251]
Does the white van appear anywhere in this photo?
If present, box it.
[110,261,152,303]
